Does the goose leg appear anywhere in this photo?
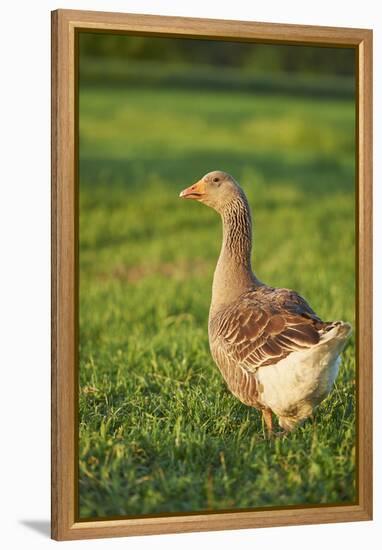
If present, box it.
[262,408,273,437]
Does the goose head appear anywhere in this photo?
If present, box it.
[179,170,242,213]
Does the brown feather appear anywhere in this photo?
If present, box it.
[210,286,325,373]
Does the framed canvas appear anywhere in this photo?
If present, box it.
[51,9,373,541]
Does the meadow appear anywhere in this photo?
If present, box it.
[78,78,356,518]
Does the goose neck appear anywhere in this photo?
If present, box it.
[211,194,256,313]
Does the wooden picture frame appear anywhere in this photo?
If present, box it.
[51,8,373,541]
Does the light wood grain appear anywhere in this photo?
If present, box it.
[51,9,373,541]
[58,8,369,44]
[355,32,373,517]
[51,9,77,540]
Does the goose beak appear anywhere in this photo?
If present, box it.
[179,179,206,200]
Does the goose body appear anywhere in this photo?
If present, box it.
[180,171,351,433]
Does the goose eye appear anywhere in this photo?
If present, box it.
[213,177,220,183]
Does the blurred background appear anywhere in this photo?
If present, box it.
[79,33,356,519]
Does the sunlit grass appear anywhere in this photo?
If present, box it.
[79,84,356,518]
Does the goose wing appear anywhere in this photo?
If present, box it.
[210,287,325,372]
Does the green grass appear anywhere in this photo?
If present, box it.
[79,56,355,99]
[78,83,356,518]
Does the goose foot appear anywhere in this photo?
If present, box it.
[262,408,274,439]
[273,430,289,438]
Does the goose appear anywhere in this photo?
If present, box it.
[179,170,351,435]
